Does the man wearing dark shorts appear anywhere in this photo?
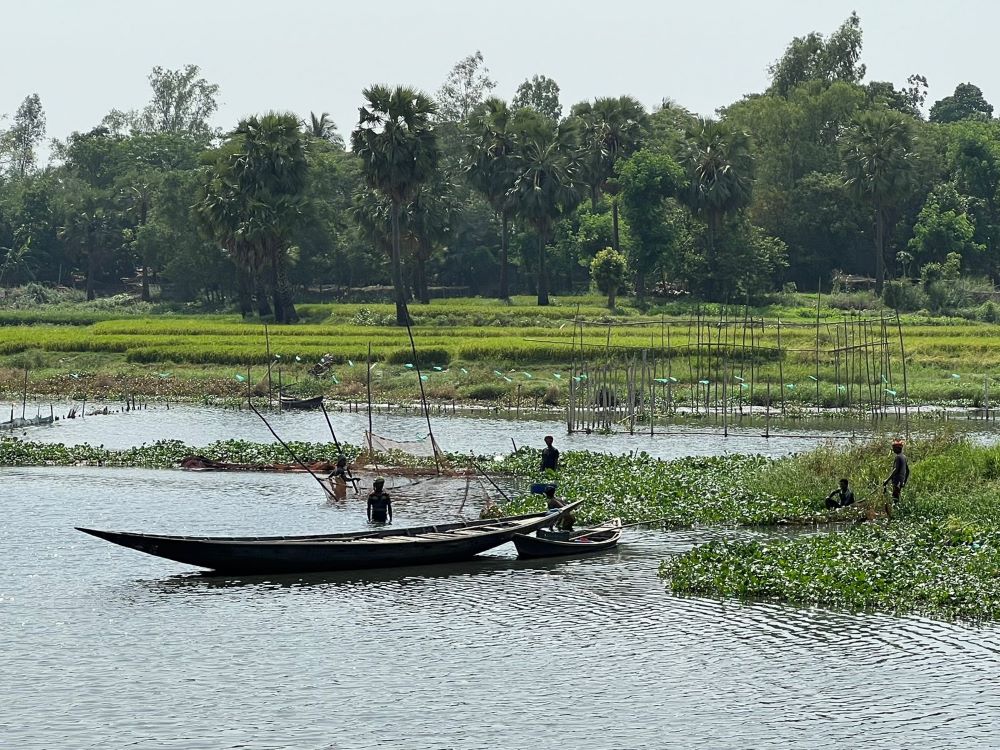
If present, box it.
[882,440,909,518]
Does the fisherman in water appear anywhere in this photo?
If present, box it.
[367,477,392,524]
[327,455,354,501]
[882,439,909,519]
[540,435,560,472]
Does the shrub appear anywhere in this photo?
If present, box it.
[882,280,927,311]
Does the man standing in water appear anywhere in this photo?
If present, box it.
[540,435,560,472]
[882,439,909,519]
[326,455,355,501]
[367,477,392,524]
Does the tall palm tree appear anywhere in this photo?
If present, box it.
[351,85,440,326]
[465,98,517,299]
[409,173,456,304]
[682,118,754,267]
[507,120,583,305]
[574,96,648,251]
[842,109,914,293]
[232,112,308,323]
[195,112,307,322]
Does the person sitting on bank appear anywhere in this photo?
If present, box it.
[543,484,574,531]
[367,477,392,524]
[824,478,856,509]
[327,455,354,501]
[882,439,909,518]
[540,435,560,472]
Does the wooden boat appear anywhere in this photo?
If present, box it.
[278,394,324,410]
[179,455,338,473]
[513,518,622,559]
[77,500,583,574]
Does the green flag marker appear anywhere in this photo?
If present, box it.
[503,376,513,382]
[331,374,339,384]
[295,356,301,362]
[420,374,429,381]
[494,370,503,377]
[405,363,414,369]
[553,373,562,379]
[348,360,354,367]
[433,366,443,371]
[461,367,469,374]
[951,373,961,380]
[734,376,745,383]
[808,375,818,382]
[522,372,533,378]
[786,383,796,390]
[699,380,710,385]
[885,388,897,397]
[235,374,246,382]
[837,385,847,391]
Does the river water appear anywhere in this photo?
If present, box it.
[4,407,1000,749]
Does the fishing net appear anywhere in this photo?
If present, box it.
[358,431,470,477]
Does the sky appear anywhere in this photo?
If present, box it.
[1,0,997,154]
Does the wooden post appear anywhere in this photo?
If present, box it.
[777,318,785,416]
[815,283,821,415]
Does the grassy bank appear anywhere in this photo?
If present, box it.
[1,294,999,409]
[661,434,1000,621]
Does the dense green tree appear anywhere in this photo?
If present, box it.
[306,112,345,148]
[351,85,440,324]
[617,148,684,297]
[930,83,994,124]
[590,247,629,309]
[512,75,562,121]
[842,109,915,292]
[507,119,582,305]
[767,12,866,97]
[908,182,984,264]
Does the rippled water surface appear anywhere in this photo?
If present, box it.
[4,409,1000,748]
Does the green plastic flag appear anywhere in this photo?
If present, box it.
[494,370,504,377]
[740,382,749,389]
[433,366,443,371]
[331,374,339,384]
[295,356,301,362]
[808,375,818,382]
[951,373,961,380]
[235,374,246,382]
[421,374,429,381]
[734,376,745,383]
[553,373,562,379]
[885,388,897,397]
[157,372,171,378]
[786,383,796,390]
[405,363,414,369]
[348,360,355,367]
[699,379,710,385]
[522,372,533,378]
[837,385,847,392]
[461,367,469,374]
[503,376,513,382]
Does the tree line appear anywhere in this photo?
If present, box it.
[2,14,1000,321]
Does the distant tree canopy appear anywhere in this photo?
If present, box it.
[3,19,1000,314]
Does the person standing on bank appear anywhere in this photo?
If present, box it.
[540,435,560,472]
[367,477,392,524]
[882,439,909,518]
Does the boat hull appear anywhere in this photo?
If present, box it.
[513,520,621,559]
[77,502,582,574]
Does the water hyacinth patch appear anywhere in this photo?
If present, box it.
[662,520,1000,622]
[491,448,809,527]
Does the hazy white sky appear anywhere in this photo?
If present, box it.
[1,0,994,151]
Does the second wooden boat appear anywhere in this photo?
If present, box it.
[77,500,583,574]
[278,395,324,410]
[512,518,622,559]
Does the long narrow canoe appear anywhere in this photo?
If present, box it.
[513,518,622,559]
[77,500,583,574]
[278,395,324,410]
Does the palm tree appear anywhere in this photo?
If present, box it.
[682,118,754,271]
[465,98,517,299]
[307,111,344,147]
[195,112,307,322]
[507,120,583,305]
[352,85,440,325]
[409,173,456,304]
[574,96,648,251]
[842,109,914,293]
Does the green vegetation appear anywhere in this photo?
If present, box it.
[661,434,1000,622]
[1,294,999,408]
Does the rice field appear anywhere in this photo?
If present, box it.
[0,295,998,404]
